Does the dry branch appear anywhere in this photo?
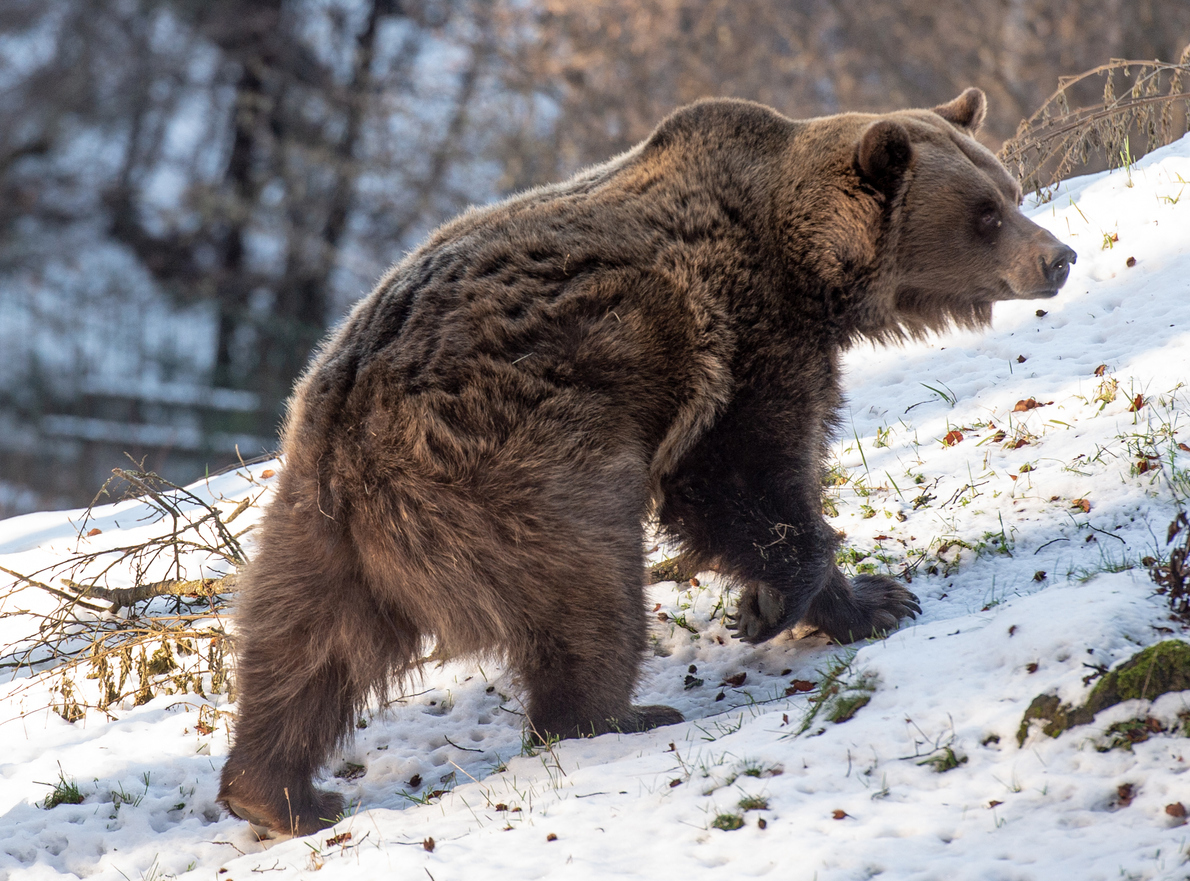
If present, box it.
[63,574,239,614]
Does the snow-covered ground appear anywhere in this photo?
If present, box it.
[3,136,1190,881]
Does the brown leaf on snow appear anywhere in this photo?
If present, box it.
[423,837,435,852]
[1016,355,1027,363]
[1129,394,1145,412]
[788,679,816,693]
[722,672,747,688]
[1179,443,1190,452]
[86,528,102,537]
[1094,364,1108,377]
[988,800,1003,808]
[1166,802,1187,818]
[326,832,352,847]
[832,810,848,820]
[943,429,964,446]
[260,469,276,479]
[1072,499,1092,513]
[1013,398,1043,412]
[1117,783,1135,807]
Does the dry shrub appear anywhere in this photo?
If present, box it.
[1,467,261,720]
[1000,43,1190,194]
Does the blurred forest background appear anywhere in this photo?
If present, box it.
[1,0,1189,516]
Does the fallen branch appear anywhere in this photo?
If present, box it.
[62,573,239,614]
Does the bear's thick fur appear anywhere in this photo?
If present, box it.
[219,89,1075,835]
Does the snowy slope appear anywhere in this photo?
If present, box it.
[3,135,1190,881]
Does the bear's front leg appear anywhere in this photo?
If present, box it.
[659,423,919,644]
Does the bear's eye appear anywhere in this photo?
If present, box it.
[980,208,1002,232]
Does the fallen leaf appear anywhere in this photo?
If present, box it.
[1117,783,1135,807]
[832,810,848,820]
[652,603,661,612]
[689,577,700,587]
[943,429,964,446]
[408,773,422,788]
[789,679,816,693]
[1166,802,1186,818]
[757,818,768,829]
[1013,397,1040,412]
[86,527,102,537]
[1072,499,1091,513]
[1035,309,1047,317]
[722,672,747,688]
[546,833,558,842]
[1126,256,1136,267]
[260,469,275,479]
[1129,394,1145,412]
[1094,364,1107,377]
[326,832,352,847]
[1016,355,1027,363]
[423,837,435,852]
[1180,443,1190,453]
[1026,662,1039,674]
[989,800,1003,808]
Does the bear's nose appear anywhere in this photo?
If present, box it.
[1043,245,1077,287]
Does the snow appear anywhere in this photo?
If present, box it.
[3,135,1190,880]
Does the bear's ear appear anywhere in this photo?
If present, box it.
[857,120,912,190]
[932,88,987,133]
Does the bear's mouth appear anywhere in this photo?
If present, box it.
[995,277,1064,301]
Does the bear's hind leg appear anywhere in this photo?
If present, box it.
[508,516,682,741]
[219,517,419,837]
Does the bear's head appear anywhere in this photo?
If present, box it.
[853,88,1076,338]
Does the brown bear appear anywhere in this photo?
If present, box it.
[218,88,1075,836]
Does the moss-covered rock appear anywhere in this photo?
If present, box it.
[1017,640,1190,746]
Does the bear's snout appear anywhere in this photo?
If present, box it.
[1042,245,1077,289]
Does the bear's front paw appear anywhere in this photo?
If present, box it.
[853,574,921,630]
[824,574,920,642]
[728,582,788,644]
